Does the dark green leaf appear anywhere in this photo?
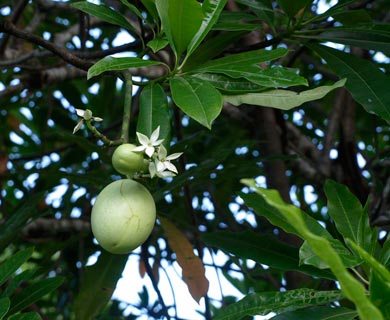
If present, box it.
[147,37,169,53]
[224,79,345,108]
[202,231,334,279]
[314,27,390,53]
[309,44,390,121]
[270,306,357,320]
[170,76,222,129]
[186,0,229,58]
[74,251,128,319]
[370,270,390,319]
[193,48,288,73]
[193,73,266,93]
[0,298,10,320]
[300,239,362,269]
[214,289,344,320]
[8,277,64,314]
[0,248,33,287]
[331,10,372,26]
[8,312,42,320]
[137,83,171,145]
[71,2,138,35]
[2,269,37,298]
[87,57,164,79]
[324,180,375,253]
[278,0,312,18]
[119,0,144,20]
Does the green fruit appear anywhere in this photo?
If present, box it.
[91,179,156,254]
[112,143,145,175]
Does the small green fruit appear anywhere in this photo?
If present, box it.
[112,143,145,175]
[91,179,156,254]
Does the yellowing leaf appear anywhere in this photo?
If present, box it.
[160,217,209,303]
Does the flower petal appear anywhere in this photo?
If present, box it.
[73,120,84,134]
[156,160,166,172]
[145,146,155,158]
[76,109,85,117]
[150,126,160,143]
[136,132,150,146]
[93,116,103,122]
[158,145,168,159]
[133,145,146,152]
[149,161,157,178]
[165,162,178,174]
[166,152,183,161]
[157,170,175,178]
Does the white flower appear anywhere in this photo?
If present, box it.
[148,145,183,178]
[133,126,164,157]
[73,109,103,134]
[149,160,176,178]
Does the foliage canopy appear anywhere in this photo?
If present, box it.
[1,0,390,319]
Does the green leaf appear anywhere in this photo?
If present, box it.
[141,0,159,21]
[300,240,362,270]
[186,0,228,58]
[278,0,312,18]
[270,306,358,320]
[8,312,42,320]
[147,37,169,53]
[346,239,390,283]
[2,269,37,298]
[240,186,333,240]
[170,76,222,129]
[331,10,372,26]
[224,79,346,109]
[193,73,265,93]
[308,44,390,121]
[241,179,384,320]
[0,298,10,320]
[193,48,288,73]
[202,231,335,279]
[0,248,34,287]
[87,56,164,79]
[214,289,344,320]
[370,270,390,319]
[74,251,128,319]
[324,180,375,253]
[8,277,64,314]
[156,0,204,58]
[137,83,171,145]
[119,0,144,20]
[71,2,138,35]
[313,27,390,53]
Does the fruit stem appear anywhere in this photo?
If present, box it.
[121,71,133,144]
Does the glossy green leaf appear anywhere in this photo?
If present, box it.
[156,0,204,57]
[300,239,362,270]
[2,269,37,298]
[346,239,390,283]
[202,231,335,279]
[137,83,171,145]
[270,306,357,320]
[309,44,390,121]
[8,312,41,320]
[141,0,159,21]
[313,27,390,53]
[193,73,265,93]
[71,2,138,35]
[193,48,288,73]
[214,289,343,320]
[278,0,311,18]
[119,0,144,20]
[241,179,384,320]
[87,56,164,79]
[74,251,128,319]
[8,277,64,314]
[0,298,10,320]
[186,0,229,58]
[370,270,390,319]
[147,37,169,53]
[240,190,333,240]
[0,248,33,287]
[224,79,346,109]
[324,180,375,253]
[170,76,222,129]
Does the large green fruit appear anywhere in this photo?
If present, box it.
[91,179,156,254]
[112,143,145,175]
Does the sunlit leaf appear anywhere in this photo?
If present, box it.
[224,79,346,109]
[214,289,344,320]
[170,76,222,129]
[87,56,164,79]
[160,217,209,303]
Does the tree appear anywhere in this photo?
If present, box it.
[1,0,390,319]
